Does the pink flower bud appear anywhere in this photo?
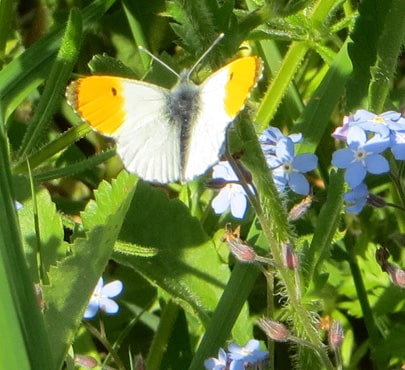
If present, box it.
[385,263,405,288]
[328,321,344,349]
[74,354,98,368]
[222,224,258,263]
[288,195,313,221]
[257,318,289,342]
[282,242,299,269]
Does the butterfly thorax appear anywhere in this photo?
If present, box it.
[165,74,201,172]
[166,75,201,128]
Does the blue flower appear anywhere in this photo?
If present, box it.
[390,130,405,160]
[332,114,353,141]
[259,126,302,155]
[332,126,390,188]
[204,348,228,370]
[84,277,123,319]
[204,348,244,370]
[343,183,368,214]
[228,339,269,364]
[265,137,317,195]
[211,161,249,219]
[348,109,405,137]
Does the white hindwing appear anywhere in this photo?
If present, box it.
[183,68,232,181]
[115,81,181,183]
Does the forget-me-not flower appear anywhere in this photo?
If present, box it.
[204,348,229,370]
[332,126,390,188]
[259,126,302,156]
[343,183,368,214]
[331,115,351,141]
[266,137,318,195]
[228,339,269,364]
[332,110,405,142]
[390,130,405,160]
[84,277,123,319]
[204,348,244,370]
[211,161,249,219]
[348,110,405,137]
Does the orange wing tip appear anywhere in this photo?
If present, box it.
[223,56,263,118]
[65,76,127,135]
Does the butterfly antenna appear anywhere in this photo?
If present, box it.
[138,45,180,78]
[186,33,225,79]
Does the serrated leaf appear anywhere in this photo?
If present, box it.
[43,171,137,369]
[112,181,230,325]
[88,54,138,78]
[19,186,69,281]
[345,0,386,110]
[166,0,233,59]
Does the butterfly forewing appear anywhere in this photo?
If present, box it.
[67,76,182,183]
[117,80,182,182]
[183,56,263,181]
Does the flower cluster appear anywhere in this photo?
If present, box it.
[204,340,268,370]
[259,127,318,196]
[83,277,123,319]
[210,127,317,219]
[332,109,405,213]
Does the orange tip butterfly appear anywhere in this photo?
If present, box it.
[66,35,263,183]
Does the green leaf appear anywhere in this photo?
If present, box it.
[0,119,52,369]
[166,0,233,58]
[189,263,259,370]
[368,0,405,112]
[0,0,116,121]
[18,9,82,157]
[0,253,31,370]
[32,149,116,183]
[113,181,230,322]
[0,0,14,58]
[254,0,343,130]
[345,0,387,110]
[301,170,344,284]
[43,171,137,369]
[19,187,69,282]
[88,54,139,78]
[295,38,352,151]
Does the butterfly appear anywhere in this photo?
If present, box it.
[66,40,263,184]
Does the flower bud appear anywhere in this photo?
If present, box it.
[34,283,45,311]
[74,354,98,368]
[367,194,387,208]
[385,263,405,288]
[234,160,253,184]
[134,354,146,370]
[207,177,228,189]
[257,318,289,342]
[328,321,344,349]
[222,224,258,263]
[282,242,299,269]
[288,195,312,221]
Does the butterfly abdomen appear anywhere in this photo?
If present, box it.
[166,81,201,179]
